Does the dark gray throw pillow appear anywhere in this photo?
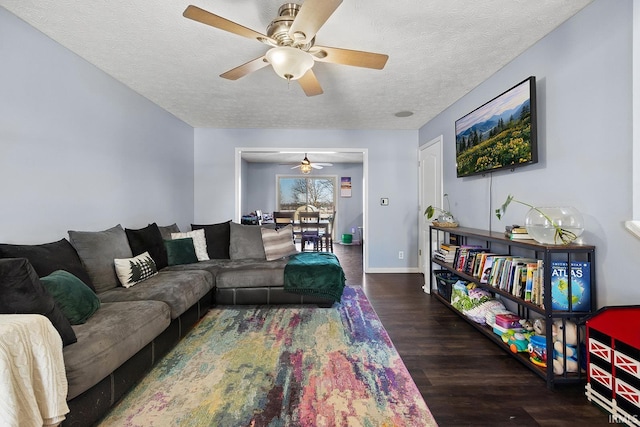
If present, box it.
[191,220,231,259]
[0,258,77,346]
[0,238,95,291]
[158,223,180,241]
[229,222,267,260]
[125,223,168,270]
[68,224,133,294]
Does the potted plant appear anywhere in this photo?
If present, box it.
[424,194,458,227]
[495,195,583,245]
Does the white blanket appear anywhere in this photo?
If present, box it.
[0,314,69,427]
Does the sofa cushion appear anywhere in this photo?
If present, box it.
[68,225,133,294]
[191,220,231,260]
[171,229,209,261]
[0,238,94,291]
[40,270,101,324]
[63,300,171,400]
[125,223,168,270]
[98,269,214,319]
[261,224,298,261]
[158,223,180,240]
[164,238,198,266]
[229,222,267,260]
[0,258,77,346]
[114,251,159,288]
[215,258,289,289]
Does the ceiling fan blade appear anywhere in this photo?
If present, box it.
[183,5,276,45]
[288,0,343,44]
[311,164,323,169]
[291,165,301,169]
[297,69,323,97]
[311,45,388,69]
[315,163,334,166]
[220,56,269,80]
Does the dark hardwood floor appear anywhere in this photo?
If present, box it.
[332,244,611,426]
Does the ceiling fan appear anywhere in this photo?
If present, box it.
[183,0,388,96]
[291,154,333,174]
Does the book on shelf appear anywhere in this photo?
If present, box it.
[440,243,459,252]
[534,260,544,307]
[512,262,529,299]
[473,252,494,278]
[506,232,535,240]
[550,260,591,311]
[499,258,517,291]
[523,262,538,302]
[432,243,459,263]
[452,245,483,271]
[464,248,490,275]
[504,259,526,294]
[481,255,507,285]
[479,255,497,284]
[505,225,528,234]
[504,225,534,240]
[490,256,513,289]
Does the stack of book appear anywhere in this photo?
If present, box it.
[432,243,458,263]
[505,225,533,240]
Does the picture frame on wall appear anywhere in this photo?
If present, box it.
[340,177,352,198]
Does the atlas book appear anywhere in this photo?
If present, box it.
[550,261,591,311]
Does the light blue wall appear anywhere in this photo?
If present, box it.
[418,0,634,307]
[5,0,631,282]
[0,7,195,243]
[243,162,364,238]
[193,129,419,271]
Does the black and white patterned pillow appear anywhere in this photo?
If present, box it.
[114,251,158,288]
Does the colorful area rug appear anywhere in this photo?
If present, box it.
[97,287,437,426]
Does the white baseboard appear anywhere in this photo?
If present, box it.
[364,267,422,274]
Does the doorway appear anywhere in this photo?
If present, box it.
[418,136,443,294]
[235,148,368,271]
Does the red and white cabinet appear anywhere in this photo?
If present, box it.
[585,306,640,425]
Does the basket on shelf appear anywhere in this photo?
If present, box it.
[432,221,458,228]
[434,270,462,302]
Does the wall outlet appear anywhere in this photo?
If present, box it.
[398,251,404,259]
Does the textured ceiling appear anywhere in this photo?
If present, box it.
[1,0,593,130]
[242,150,363,164]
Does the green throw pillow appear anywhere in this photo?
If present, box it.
[164,238,198,266]
[40,270,101,325]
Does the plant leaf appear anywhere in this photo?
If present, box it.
[425,206,435,219]
[495,194,514,220]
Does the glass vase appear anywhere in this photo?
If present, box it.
[524,206,584,245]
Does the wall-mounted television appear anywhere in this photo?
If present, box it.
[455,76,537,178]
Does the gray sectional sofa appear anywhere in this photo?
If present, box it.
[0,220,335,426]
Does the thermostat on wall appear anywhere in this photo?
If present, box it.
[380,198,389,206]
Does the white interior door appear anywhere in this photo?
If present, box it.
[418,136,443,294]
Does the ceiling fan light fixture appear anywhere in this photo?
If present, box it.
[299,154,313,174]
[266,46,314,81]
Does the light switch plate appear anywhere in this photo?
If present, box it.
[380,198,389,206]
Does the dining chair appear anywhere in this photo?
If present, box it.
[273,211,295,230]
[319,212,336,253]
[298,211,321,251]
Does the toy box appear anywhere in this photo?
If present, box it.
[495,313,522,329]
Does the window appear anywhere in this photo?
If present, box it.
[277,175,336,214]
